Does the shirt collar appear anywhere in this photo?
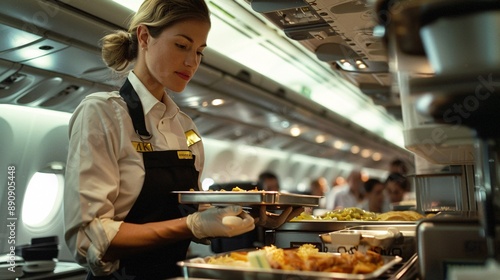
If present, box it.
[161,93,180,119]
[127,71,177,116]
[127,71,159,116]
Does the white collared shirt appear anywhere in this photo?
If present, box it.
[63,72,204,276]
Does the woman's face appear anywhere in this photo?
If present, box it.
[138,18,210,94]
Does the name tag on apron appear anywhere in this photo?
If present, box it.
[185,129,201,147]
[132,141,154,152]
[177,151,193,159]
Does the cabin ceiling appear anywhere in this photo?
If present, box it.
[240,0,400,117]
[0,0,414,171]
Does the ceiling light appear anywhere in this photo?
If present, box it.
[361,149,371,158]
[333,140,344,149]
[112,0,142,11]
[372,152,382,161]
[280,120,290,128]
[211,98,224,106]
[290,127,301,137]
[315,134,326,143]
[351,145,360,154]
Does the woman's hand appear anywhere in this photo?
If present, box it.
[254,206,304,229]
[186,205,255,239]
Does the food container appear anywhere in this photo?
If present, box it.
[178,251,402,280]
[419,3,500,74]
[320,225,416,261]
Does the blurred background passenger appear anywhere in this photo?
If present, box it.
[326,170,364,210]
[389,158,409,175]
[310,177,328,204]
[359,178,390,213]
[258,171,280,192]
[304,177,329,215]
[332,176,346,189]
[385,172,410,204]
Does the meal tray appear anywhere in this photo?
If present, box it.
[173,191,321,207]
[178,253,402,280]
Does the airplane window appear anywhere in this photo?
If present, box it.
[22,172,63,229]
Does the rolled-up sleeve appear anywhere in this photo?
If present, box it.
[83,218,122,275]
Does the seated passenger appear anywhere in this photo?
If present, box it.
[385,172,410,204]
[358,178,390,213]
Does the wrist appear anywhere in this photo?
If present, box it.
[186,213,204,239]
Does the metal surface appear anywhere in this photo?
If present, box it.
[178,252,402,280]
[416,217,500,280]
[174,191,321,207]
[387,254,419,280]
[320,225,417,261]
[279,221,417,232]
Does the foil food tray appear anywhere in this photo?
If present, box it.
[178,252,402,280]
[173,191,321,207]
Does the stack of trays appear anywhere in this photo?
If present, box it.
[15,236,59,273]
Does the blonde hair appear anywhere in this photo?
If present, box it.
[101,0,210,72]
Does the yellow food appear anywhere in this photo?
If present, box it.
[231,186,260,191]
[377,211,424,221]
[292,207,378,221]
[206,244,385,274]
[291,207,424,222]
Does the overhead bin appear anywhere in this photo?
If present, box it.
[0,24,42,52]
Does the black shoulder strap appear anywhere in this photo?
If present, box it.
[119,78,151,139]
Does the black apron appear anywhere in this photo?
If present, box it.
[87,79,199,279]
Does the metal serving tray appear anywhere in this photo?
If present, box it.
[280,220,417,232]
[173,191,321,207]
[178,253,402,280]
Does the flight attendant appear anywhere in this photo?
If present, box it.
[63,1,300,279]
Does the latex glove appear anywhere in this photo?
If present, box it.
[254,206,304,229]
[186,205,255,239]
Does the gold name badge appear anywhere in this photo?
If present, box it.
[177,150,193,159]
[185,129,201,147]
[132,141,154,152]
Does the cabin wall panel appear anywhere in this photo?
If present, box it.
[0,105,72,261]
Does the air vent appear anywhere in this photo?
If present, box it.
[236,70,252,82]
[0,73,26,90]
[17,77,63,105]
[40,85,80,107]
